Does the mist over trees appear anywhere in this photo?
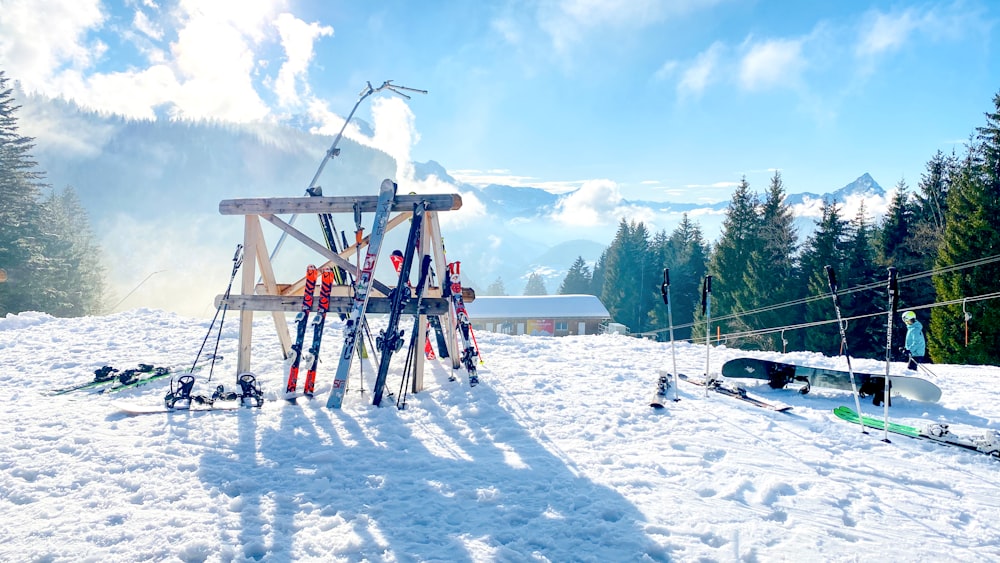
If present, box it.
[559,90,1000,364]
[0,71,106,317]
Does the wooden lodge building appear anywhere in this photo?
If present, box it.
[464,294,611,336]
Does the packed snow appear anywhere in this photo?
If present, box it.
[1,308,999,562]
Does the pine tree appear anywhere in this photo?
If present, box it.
[707,177,760,338]
[37,187,107,316]
[908,152,958,307]
[799,199,848,355]
[736,171,798,351]
[931,91,1000,364]
[590,250,607,299]
[654,214,708,341]
[558,256,593,295]
[841,203,881,358]
[522,272,548,296]
[0,71,48,315]
[486,277,507,296]
[0,72,106,316]
[600,219,655,332]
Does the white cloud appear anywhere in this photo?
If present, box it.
[551,179,626,226]
[678,42,724,98]
[272,12,333,108]
[0,0,105,90]
[856,10,915,57]
[0,0,322,123]
[739,37,805,91]
[449,169,581,194]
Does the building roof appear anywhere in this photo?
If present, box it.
[465,294,610,319]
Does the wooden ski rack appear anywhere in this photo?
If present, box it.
[217,179,468,398]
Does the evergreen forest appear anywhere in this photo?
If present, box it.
[0,71,106,317]
[556,90,1000,365]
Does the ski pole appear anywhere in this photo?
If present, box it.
[661,268,679,401]
[703,275,713,396]
[190,244,244,377]
[882,267,899,442]
[825,266,867,434]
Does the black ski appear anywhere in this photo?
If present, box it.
[372,202,426,406]
[678,374,792,412]
[396,255,434,409]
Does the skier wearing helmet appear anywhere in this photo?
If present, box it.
[901,311,928,370]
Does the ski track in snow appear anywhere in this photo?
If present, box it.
[1,309,999,561]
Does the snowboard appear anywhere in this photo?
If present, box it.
[112,400,244,415]
[833,406,999,458]
[722,357,942,403]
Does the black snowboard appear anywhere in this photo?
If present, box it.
[721,357,941,403]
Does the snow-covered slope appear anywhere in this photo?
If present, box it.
[1,309,998,561]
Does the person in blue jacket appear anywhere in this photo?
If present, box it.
[902,310,928,370]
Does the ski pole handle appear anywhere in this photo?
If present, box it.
[824,265,837,292]
[887,267,898,314]
[661,268,670,306]
[701,275,712,314]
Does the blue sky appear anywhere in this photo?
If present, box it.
[1,0,998,204]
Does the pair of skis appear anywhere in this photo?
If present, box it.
[326,180,397,409]
[651,270,790,412]
[445,261,479,387]
[284,265,335,398]
[371,202,427,406]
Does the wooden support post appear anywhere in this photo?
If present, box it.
[411,215,431,393]
[246,216,292,358]
[238,216,258,374]
[428,212,459,369]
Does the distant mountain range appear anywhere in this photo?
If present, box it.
[16,92,889,315]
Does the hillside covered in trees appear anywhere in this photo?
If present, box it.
[0,71,105,317]
[555,90,1000,365]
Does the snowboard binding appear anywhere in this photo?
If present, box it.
[164,374,214,408]
[93,365,119,382]
[973,431,1000,456]
[655,374,670,396]
[237,373,263,407]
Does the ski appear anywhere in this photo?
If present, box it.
[678,374,792,412]
[446,261,479,387]
[833,406,1000,458]
[649,374,671,409]
[651,267,680,406]
[326,179,397,409]
[396,254,434,409]
[285,265,319,395]
[391,250,437,360]
[302,267,335,396]
[428,315,450,359]
[102,366,173,394]
[372,202,426,406]
[49,363,179,396]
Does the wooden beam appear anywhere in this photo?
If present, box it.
[277,211,413,298]
[259,213,392,297]
[237,216,257,373]
[217,295,451,315]
[219,193,462,215]
[247,218,292,357]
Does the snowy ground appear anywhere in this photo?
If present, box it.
[1,309,999,562]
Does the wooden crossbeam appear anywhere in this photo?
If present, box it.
[219,193,462,215]
[218,295,451,315]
